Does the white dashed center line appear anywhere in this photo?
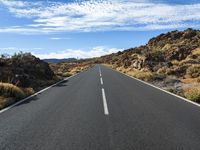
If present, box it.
[99,66,109,115]
[102,88,109,115]
[99,67,102,77]
[100,77,103,85]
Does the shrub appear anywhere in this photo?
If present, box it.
[157,67,167,74]
[23,87,35,96]
[0,83,26,100]
[184,87,200,102]
[0,97,15,109]
[62,72,72,77]
[186,65,200,78]
[197,76,200,83]
[171,60,180,66]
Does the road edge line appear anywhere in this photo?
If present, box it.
[0,73,80,114]
[103,65,200,108]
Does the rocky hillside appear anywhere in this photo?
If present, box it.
[0,53,57,90]
[98,28,200,102]
[0,53,60,109]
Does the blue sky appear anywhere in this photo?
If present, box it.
[0,0,200,59]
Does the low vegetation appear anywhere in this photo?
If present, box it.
[197,76,200,83]
[0,83,25,99]
[184,86,200,102]
[49,59,94,78]
[186,65,200,78]
[115,66,154,81]
[0,83,25,109]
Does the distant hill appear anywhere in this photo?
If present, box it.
[43,58,77,63]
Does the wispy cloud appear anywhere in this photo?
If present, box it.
[0,0,200,33]
[0,47,44,52]
[0,47,18,50]
[34,46,122,59]
[50,37,71,40]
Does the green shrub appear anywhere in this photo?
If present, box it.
[184,87,200,102]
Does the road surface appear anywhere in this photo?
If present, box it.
[0,65,200,150]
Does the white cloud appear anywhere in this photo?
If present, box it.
[0,46,121,59]
[34,46,122,59]
[0,0,200,33]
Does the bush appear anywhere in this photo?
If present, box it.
[23,87,35,96]
[197,76,200,82]
[184,87,200,102]
[157,67,167,74]
[62,72,72,77]
[0,83,26,100]
[186,65,200,78]
[0,97,15,109]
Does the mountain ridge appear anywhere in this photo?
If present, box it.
[43,58,77,63]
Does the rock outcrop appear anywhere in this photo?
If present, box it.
[0,53,56,90]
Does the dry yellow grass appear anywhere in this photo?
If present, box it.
[68,65,90,75]
[197,76,200,83]
[0,83,27,110]
[181,78,197,84]
[161,43,172,51]
[184,86,200,102]
[192,48,200,55]
[0,96,14,109]
[104,64,154,82]
[0,83,25,100]
[157,67,167,74]
[171,60,180,66]
[126,69,154,81]
[23,87,35,96]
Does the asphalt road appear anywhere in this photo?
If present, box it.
[0,65,200,150]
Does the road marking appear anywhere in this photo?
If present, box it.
[99,67,102,77]
[102,88,109,115]
[100,77,104,85]
[105,66,200,108]
[0,73,80,114]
